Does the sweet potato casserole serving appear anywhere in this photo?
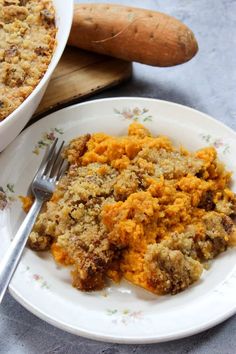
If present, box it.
[0,0,56,121]
[28,123,236,295]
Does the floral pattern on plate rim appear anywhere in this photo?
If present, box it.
[106,309,145,325]
[33,127,64,155]
[114,107,153,122]
[20,265,50,289]
[0,183,16,211]
[199,133,230,154]
[32,274,50,289]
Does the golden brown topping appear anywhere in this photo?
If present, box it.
[0,97,12,120]
[4,0,20,5]
[4,45,19,62]
[198,190,215,211]
[63,134,91,164]
[0,0,56,121]
[145,243,203,295]
[34,46,49,56]
[3,64,25,87]
[28,125,236,295]
[221,215,234,234]
[19,0,28,5]
[40,9,55,25]
[28,232,53,251]
[2,5,29,22]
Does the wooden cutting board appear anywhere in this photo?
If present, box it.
[34,46,132,118]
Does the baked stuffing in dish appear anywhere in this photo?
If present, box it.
[27,123,236,295]
[0,0,56,121]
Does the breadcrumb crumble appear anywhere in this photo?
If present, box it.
[28,123,236,295]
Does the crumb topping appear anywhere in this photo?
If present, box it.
[0,0,56,121]
[28,123,236,295]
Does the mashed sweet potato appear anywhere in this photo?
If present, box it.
[28,123,236,295]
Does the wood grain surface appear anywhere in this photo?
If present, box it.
[34,46,132,117]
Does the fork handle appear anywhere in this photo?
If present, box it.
[0,199,43,304]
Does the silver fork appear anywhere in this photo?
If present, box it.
[0,139,68,304]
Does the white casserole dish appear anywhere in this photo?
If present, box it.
[0,0,74,151]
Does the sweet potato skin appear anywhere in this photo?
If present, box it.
[68,3,198,67]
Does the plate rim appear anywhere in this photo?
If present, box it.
[4,96,236,343]
[9,285,236,344]
[3,96,236,140]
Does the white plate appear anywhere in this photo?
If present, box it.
[0,97,236,344]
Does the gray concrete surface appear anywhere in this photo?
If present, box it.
[1,0,236,353]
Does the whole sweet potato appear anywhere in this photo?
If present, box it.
[68,3,198,67]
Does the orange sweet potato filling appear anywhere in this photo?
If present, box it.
[27,122,236,295]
